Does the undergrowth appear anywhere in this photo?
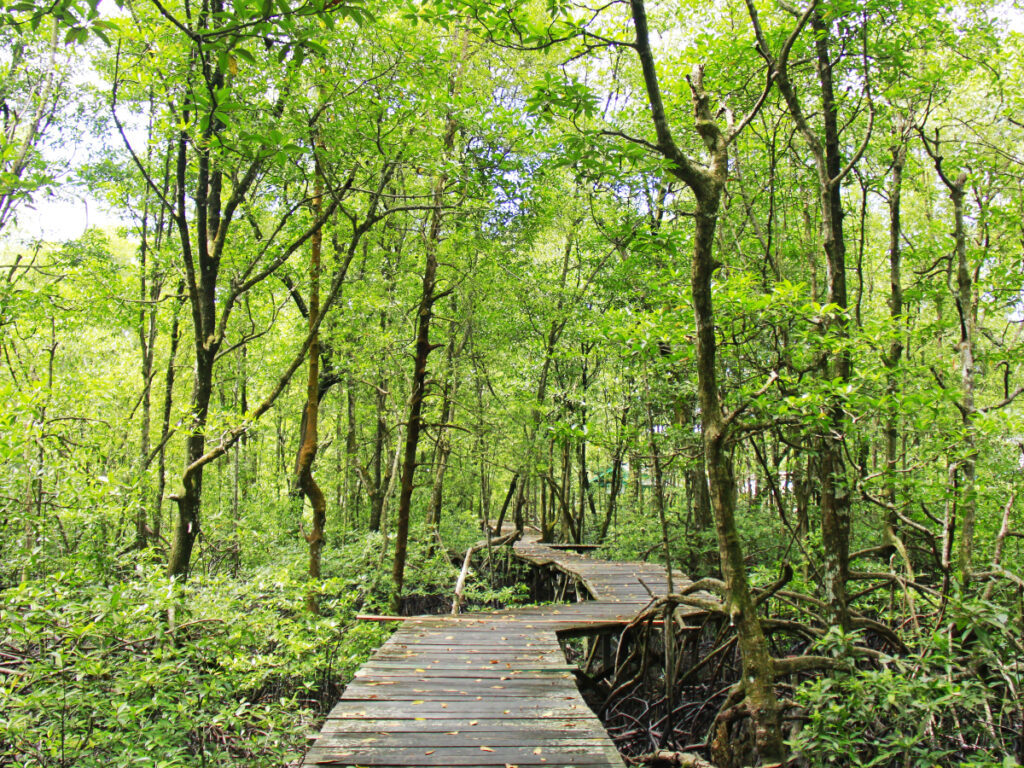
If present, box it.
[1,533,396,768]
[0,516,544,768]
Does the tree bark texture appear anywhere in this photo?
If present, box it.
[629,0,788,759]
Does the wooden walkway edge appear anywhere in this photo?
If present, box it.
[301,531,687,768]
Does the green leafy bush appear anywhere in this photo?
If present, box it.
[789,622,1022,768]
[0,562,391,768]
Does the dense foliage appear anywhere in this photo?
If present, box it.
[2,0,1024,765]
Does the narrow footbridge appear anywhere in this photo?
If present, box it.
[302,532,688,768]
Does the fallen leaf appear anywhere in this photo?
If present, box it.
[480,746,495,752]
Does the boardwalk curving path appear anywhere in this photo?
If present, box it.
[301,531,687,768]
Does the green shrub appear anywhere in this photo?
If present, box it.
[0,563,390,768]
[788,624,1022,768]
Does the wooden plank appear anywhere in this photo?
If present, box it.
[313,730,613,746]
[314,718,611,735]
[300,531,700,768]
[306,752,621,766]
[326,701,593,720]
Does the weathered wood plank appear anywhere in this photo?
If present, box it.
[314,718,610,735]
[300,530,694,768]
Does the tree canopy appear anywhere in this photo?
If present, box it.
[2,0,1024,766]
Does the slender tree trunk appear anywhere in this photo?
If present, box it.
[952,180,976,587]
[598,447,623,542]
[136,203,155,550]
[629,1,787,756]
[882,140,915,581]
[764,5,855,628]
[810,11,853,631]
[492,474,518,534]
[135,124,172,551]
[691,456,713,530]
[345,378,358,522]
[920,133,976,588]
[295,151,327,614]
[368,377,387,532]
[155,282,184,545]
[644,387,672,594]
[426,312,464,531]
[426,401,453,531]
[168,347,215,578]
[391,94,461,608]
[391,231,440,608]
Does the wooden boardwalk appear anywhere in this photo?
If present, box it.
[302,532,684,768]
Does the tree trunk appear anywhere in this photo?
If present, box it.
[391,94,461,608]
[920,132,976,589]
[135,201,156,550]
[629,0,788,757]
[492,473,518,534]
[810,11,853,631]
[426,311,465,531]
[691,454,713,531]
[391,223,440,608]
[598,447,623,543]
[368,376,388,532]
[295,151,326,614]
[168,347,215,578]
[765,6,855,629]
[883,139,914,578]
[952,179,976,587]
[345,379,358,522]
[692,194,783,764]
